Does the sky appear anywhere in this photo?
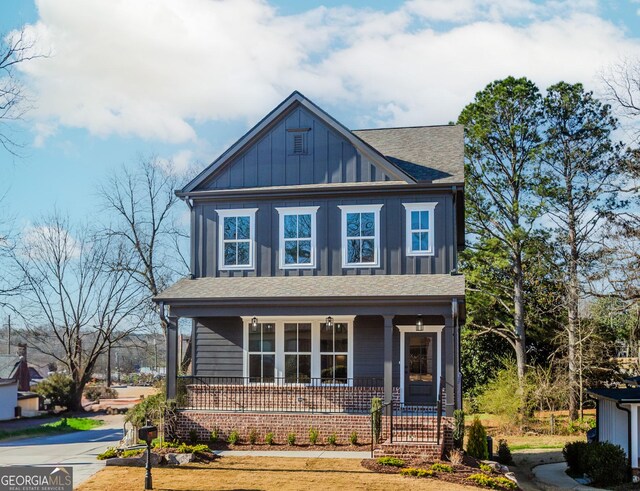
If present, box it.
[2,0,640,229]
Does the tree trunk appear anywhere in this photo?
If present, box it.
[513,251,527,415]
[106,342,112,388]
[566,187,580,421]
[69,383,86,412]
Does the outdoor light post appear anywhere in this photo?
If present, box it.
[139,423,158,490]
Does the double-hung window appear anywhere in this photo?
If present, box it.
[403,203,437,256]
[276,207,318,269]
[338,204,382,268]
[248,322,275,382]
[216,208,257,270]
[320,321,349,384]
[284,323,312,383]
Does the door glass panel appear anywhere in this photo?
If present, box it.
[408,336,433,382]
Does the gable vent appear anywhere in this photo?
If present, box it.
[287,128,310,156]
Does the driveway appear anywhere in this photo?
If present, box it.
[0,414,124,488]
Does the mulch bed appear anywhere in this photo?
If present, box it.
[361,455,521,490]
[207,441,368,452]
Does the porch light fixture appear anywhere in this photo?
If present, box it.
[251,317,259,332]
[416,315,424,332]
[325,316,334,331]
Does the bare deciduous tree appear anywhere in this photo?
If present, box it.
[11,213,146,410]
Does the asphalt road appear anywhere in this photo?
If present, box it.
[0,414,124,488]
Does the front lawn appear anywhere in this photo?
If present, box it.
[0,417,103,441]
[78,456,477,490]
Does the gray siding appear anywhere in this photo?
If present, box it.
[353,316,383,379]
[199,106,397,190]
[194,317,243,377]
[192,191,456,278]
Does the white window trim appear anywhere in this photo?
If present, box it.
[397,325,443,405]
[403,202,437,257]
[216,208,258,271]
[241,316,354,384]
[275,206,319,270]
[338,204,383,268]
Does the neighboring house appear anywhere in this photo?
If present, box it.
[0,344,42,392]
[0,379,17,421]
[155,91,465,453]
[590,384,640,473]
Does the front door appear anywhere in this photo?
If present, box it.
[404,333,437,405]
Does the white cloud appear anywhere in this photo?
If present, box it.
[156,149,196,177]
[13,0,640,142]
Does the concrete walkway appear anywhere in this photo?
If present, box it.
[214,450,371,459]
[0,415,124,489]
[533,462,606,490]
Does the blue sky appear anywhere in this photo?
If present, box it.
[2,0,640,229]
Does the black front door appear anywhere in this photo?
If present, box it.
[404,333,437,405]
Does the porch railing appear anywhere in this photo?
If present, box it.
[177,376,385,413]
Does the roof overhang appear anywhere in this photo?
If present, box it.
[587,387,640,404]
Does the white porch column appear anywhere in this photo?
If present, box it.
[383,315,394,407]
[632,404,639,469]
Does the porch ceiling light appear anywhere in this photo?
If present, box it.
[251,317,259,332]
[416,315,424,332]
[325,316,334,331]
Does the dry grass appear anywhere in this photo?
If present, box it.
[78,456,477,491]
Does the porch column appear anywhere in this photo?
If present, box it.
[166,316,179,400]
[632,404,639,469]
[383,315,394,406]
[444,315,455,417]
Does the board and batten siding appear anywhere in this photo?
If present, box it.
[199,106,396,191]
[598,399,630,454]
[192,191,455,278]
[194,317,243,377]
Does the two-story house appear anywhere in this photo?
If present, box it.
[155,91,465,451]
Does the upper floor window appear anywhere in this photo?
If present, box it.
[403,203,437,256]
[276,206,319,269]
[216,208,258,270]
[338,204,383,268]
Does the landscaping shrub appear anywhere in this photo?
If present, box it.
[248,429,258,444]
[84,385,118,402]
[121,449,144,458]
[210,428,219,442]
[467,473,517,490]
[430,462,454,473]
[400,468,435,478]
[188,429,198,444]
[349,431,358,445]
[453,409,465,449]
[562,441,589,476]
[97,447,118,460]
[287,433,296,445]
[448,449,464,466]
[265,432,275,445]
[227,430,240,445]
[371,397,382,443]
[585,442,628,486]
[309,427,319,445]
[466,416,489,460]
[376,457,405,467]
[326,433,337,445]
[125,393,166,428]
[479,463,493,473]
[34,373,75,409]
[477,362,523,424]
[497,439,513,465]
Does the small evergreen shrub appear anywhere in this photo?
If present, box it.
[371,397,382,443]
[467,473,517,490]
[349,431,358,445]
[210,428,219,442]
[430,462,454,473]
[497,439,513,465]
[227,429,240,445]
[34,373,75,410]
[188,429,198,444]
[84,385,118,402]
[248,428,258,444]
[562,441,589,476]
[466,416,488,460]
[377,457,405,467]
[453,409,465,449]
[265,432,275,445]
[96,447,118,460]
[309,427,319,445]
[326,433,337,445]
[287,433,296,445]
[400,468,435,478]
[585,442,628,486]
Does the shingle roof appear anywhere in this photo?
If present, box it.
[155,274,465,302]
[353,125,464,184]
[588,387,640,402]
[0,355,18,380]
